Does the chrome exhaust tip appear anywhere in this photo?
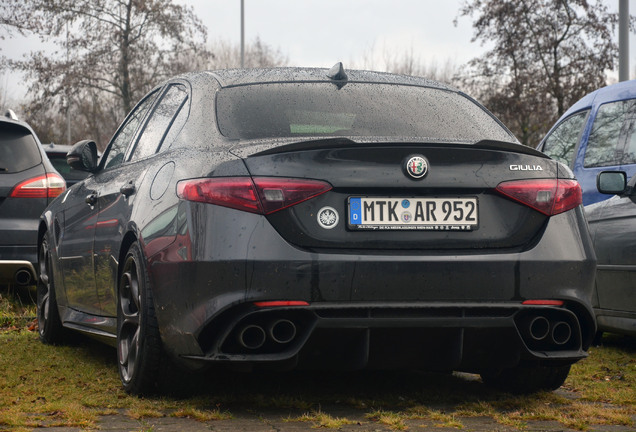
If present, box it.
[238,325,266,349]
[14,269,33,286]
[551,321,572,345]
[269,319,297,344]
[528,316,550,341]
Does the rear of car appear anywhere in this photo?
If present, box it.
[0,116,65,287]
[35,68,596,395]
[155,72,596,392]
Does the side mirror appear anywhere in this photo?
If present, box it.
[597,171,627,195]
[67,140,99,173]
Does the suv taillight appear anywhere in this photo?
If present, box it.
[177,177,332,214]
[496,179,582,216]
[10,173,66,198]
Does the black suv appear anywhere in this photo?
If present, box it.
[0,111,66,287]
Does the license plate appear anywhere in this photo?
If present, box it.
[348,197,478,231]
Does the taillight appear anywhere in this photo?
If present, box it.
[9,173,66,198]
[495,179,582,216]
[176,177,332,215]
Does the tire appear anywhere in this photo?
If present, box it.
[117,241,166,395]
[480,364,571,394]
[592,331,604,346]
[37,235,66,344]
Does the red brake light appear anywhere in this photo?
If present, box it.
[177,177,261,213]
[176,177,332,215]
[9,173,66,198]
[495,179,582,216]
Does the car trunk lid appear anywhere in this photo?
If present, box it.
[235,139,559,251]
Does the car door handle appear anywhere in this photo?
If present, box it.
[85,193,97,205]
[120,182,136,197]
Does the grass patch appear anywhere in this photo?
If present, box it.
[171,407,232,421]
[0,287,36,329]
[285,410,355,428]
[1,291,636,430]
[566,335,636,406]
[366,410,408,430]
[366,407,466,430]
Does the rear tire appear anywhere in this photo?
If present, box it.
[481,364,571,394]
[117,242,166,395]
[37,235,66,344]
[592,331,604,346]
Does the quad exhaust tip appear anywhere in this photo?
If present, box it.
[528,316,550,340]
[551,321,572,345]
[238,319,298,349]
[524,314,572,346]
[269,319,297,344]
[238,325,266,350]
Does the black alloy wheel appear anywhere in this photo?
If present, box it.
[37,235,65,344]
[117,241,164,394]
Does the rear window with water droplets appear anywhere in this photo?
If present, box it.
[216,82,514,143]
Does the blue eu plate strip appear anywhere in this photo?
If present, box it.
[349,197,361,225]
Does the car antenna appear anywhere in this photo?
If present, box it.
[327,62,348,88]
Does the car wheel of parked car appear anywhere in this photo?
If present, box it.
[480,364,571,394]
[117,241,164,395]
[37,235,66,344]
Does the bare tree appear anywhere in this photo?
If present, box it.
[200,37,289,70]
[352,42,459,85]
[457,0,626,146]
[2,0,210,145]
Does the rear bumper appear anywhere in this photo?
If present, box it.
[146,203,596,371]
[0,260,36,286]
[0,244,38,286]
[185,302,589,372]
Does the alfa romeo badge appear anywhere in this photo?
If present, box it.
[405,155,428,179]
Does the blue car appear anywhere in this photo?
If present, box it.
[537,80,636,206]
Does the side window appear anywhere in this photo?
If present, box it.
[622,121,636,165]
[541,111,588,166]
[130,85,188,161]
[159,91,189,152]
[102,91,160,170]
[584,99,636,168]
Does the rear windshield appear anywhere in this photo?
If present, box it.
[0,124,42,173]
[216,82,514,142]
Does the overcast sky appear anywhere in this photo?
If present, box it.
[190,0,477,68]
[186,0,636,73]
[1,0,635,102]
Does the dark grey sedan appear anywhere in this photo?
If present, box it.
[586,171,636,339]
[37,65,596,395]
